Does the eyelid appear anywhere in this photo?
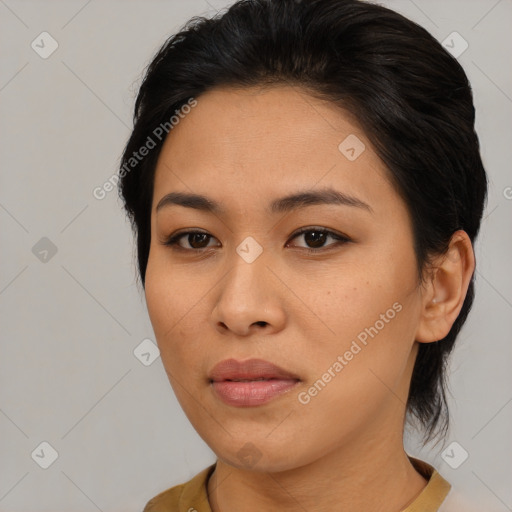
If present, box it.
[161,229,218,251]
[161,226,352,253]
[286,226,351,248]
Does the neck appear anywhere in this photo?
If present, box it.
[207,345,426,512]
[207,429,427,512]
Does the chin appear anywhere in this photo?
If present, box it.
[219,451,299,473]
[209,435,315,474]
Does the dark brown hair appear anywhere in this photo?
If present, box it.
[118,0,488,442]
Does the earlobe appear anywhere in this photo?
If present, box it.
[415,230,475,344]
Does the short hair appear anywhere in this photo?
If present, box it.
[118,0,488,442]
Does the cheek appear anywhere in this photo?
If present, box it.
[144,256,201,368]
[145,252,197,334]
[144,258,170,339]
[308,259,417,343]
[298,252,421,395]
[145,265,210,420]
[291,309,418,449]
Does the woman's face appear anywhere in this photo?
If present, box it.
[145,85,426,472]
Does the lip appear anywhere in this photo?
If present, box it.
[209,358,301,407]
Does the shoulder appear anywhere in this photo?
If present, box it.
[438,487,497,512]
[142,464,216,512]
[143,483,185,512]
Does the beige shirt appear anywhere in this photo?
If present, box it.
[143,457,453,512]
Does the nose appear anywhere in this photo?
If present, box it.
[212,251,286,337]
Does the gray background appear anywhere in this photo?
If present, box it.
[1,0,511,510]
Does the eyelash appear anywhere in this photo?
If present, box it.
[162,227,351,255]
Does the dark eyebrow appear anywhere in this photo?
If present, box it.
[155,187,373,215]
[269,188,372,214]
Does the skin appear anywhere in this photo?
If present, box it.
[144,84,475,512]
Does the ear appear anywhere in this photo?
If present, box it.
[415,230,475,343]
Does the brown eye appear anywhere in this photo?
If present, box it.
[162,227,350,254]
[163,231,219,250]
[287,227,351,252]
[301,230,328,248]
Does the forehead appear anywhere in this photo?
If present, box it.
[152,85,394,214]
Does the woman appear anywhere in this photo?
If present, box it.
[118,0,488,510]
